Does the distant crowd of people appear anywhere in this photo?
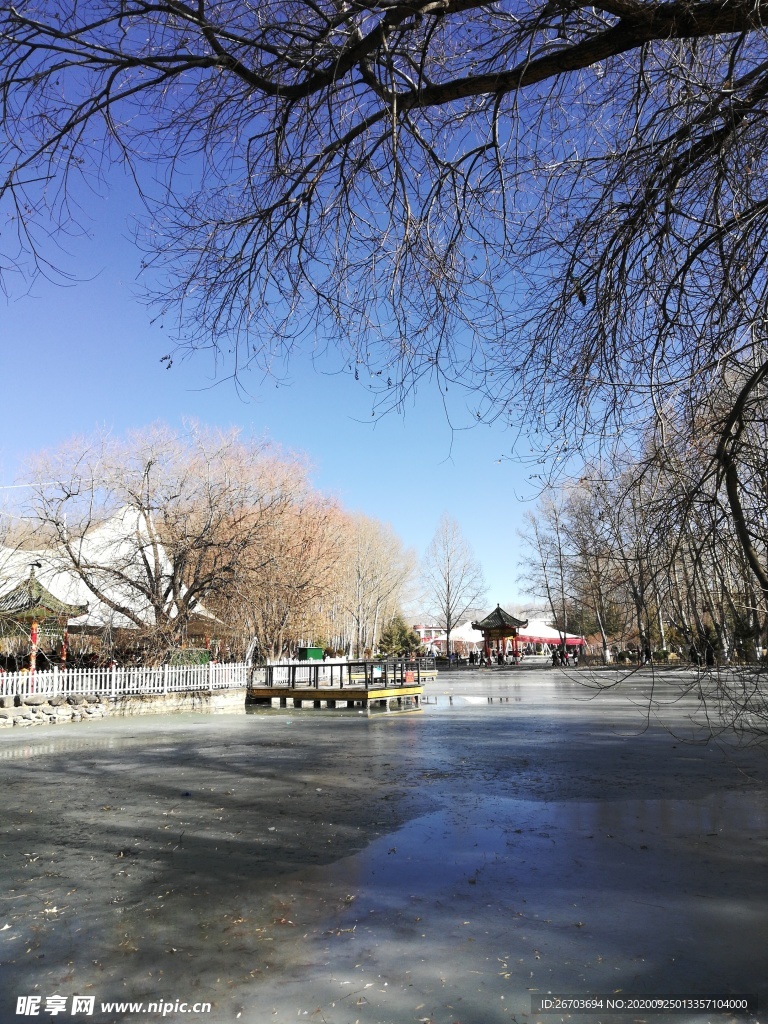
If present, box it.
[551,648,580,667]
[438,647,586,667]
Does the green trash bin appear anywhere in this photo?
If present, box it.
[297,646,324,661]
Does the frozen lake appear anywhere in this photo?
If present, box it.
[1,668,766,1024]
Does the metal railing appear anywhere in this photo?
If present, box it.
[248,657,435,689]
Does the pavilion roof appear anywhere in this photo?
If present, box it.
[471,604,528,633]
[0,568,88,624]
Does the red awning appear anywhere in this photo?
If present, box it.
[518,633,584,647]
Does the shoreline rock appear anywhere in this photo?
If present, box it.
[0,687,245,727]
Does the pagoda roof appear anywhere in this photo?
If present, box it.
[471,604,528,633]
[0,568,88,624]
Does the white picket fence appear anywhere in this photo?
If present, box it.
[0,662,248,700]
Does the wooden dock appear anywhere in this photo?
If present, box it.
[246,658,434,714]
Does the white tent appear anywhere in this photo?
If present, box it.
[516,619,584,647]
[0,507,216,632]
[422,620,484,653]
[448,620,485,647]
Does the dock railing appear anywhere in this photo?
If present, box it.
[248,657,435,690]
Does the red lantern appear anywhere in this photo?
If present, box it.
[30,619,39,676]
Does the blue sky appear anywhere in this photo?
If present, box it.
[1,180,539,610]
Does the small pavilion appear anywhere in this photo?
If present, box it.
[471,605,529,663]
[0,565,88,669]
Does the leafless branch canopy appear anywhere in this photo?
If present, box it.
[3,0,768,451]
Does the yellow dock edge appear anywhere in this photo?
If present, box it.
[364,686,423,699]
[247,685,423,701]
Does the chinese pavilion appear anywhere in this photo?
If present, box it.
[0,565,88,668]
[471,604,529,662]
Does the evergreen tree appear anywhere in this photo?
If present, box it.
[377,615,422,658]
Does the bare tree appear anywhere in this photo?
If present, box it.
[342,514,414,658]
[219,493,346,659]
[25,423,303,661]
[530,440,768,662]
[522,497,580,658]
[422,514,486,654]
[556,486,625,665]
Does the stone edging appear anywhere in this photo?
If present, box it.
[0,688,246,727]
[0,692,108,727]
